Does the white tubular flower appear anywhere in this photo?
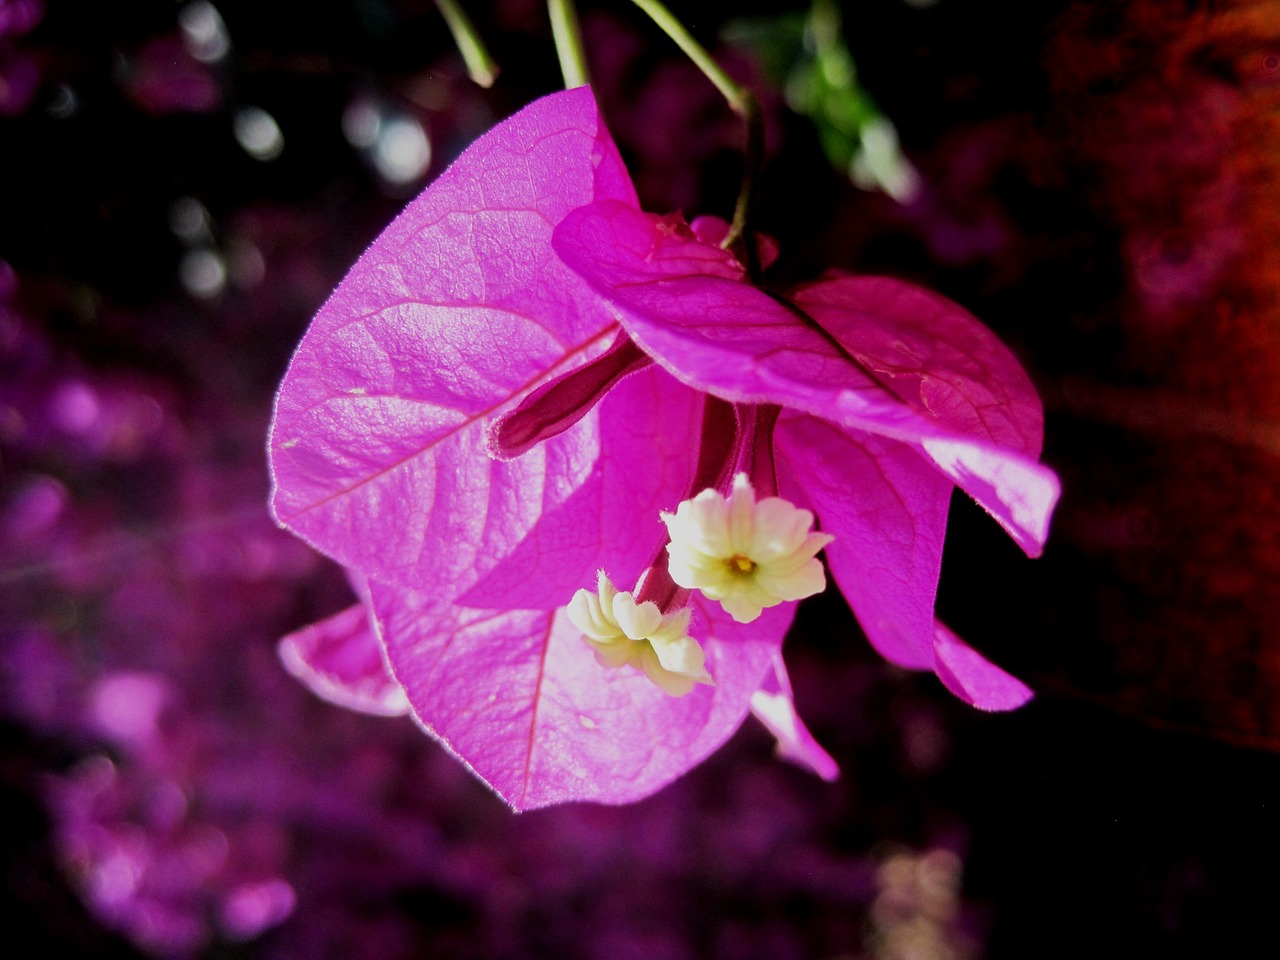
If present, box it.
[662,473,834,624]
[566,570,713,697]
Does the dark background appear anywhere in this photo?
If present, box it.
[3,1,1279,957]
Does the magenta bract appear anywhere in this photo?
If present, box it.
[270,87,1057,809]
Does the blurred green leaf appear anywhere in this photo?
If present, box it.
[723,0,920,202]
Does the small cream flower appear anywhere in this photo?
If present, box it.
[566,570,713,697]
[662,473,834,624]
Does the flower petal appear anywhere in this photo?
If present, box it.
[749,653,839,782]
[611,592,664,641]
[371,582,790,810]
[277,602,409,717]
[270,87,638,603]
[554,201,1058,555]
[932,621,1034,711]
[776,413,948,671]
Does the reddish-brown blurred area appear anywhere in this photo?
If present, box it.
[952,0,1280,749]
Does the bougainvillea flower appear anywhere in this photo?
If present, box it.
[269,87,1058,810]
[551,197,1059,710]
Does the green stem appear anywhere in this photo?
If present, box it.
[728,94,763,283]
[628,0,765,281]
[433,0,499,88]
[548,0,591,89]
[629,0,748,114]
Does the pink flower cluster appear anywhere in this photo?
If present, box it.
[270,88,1058,810]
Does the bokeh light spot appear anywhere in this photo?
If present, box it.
[7,475,67,538]
[179,1,230,64]
[169,196,212,243]
[180,248,227,298]
[341,98,381,149]
[372,114,431,185]
[233,107,284,162]
[48,84,78,119]
[89,672,169,746]
[51,381,101,434]
[220,879,297,940]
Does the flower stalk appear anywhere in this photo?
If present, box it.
[629,0,765,280]
[549,0,591,88]
[432,0,499,88]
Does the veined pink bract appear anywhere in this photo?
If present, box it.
[269,87,1057,810]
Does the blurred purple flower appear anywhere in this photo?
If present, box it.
[269,87,1057,811]
[0,0,40,115]
[0,0,41,39]
[0,45,36,115]
[120,34,221,116]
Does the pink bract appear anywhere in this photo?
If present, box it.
[552,202,1058,710]
[269,87,1057,810]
